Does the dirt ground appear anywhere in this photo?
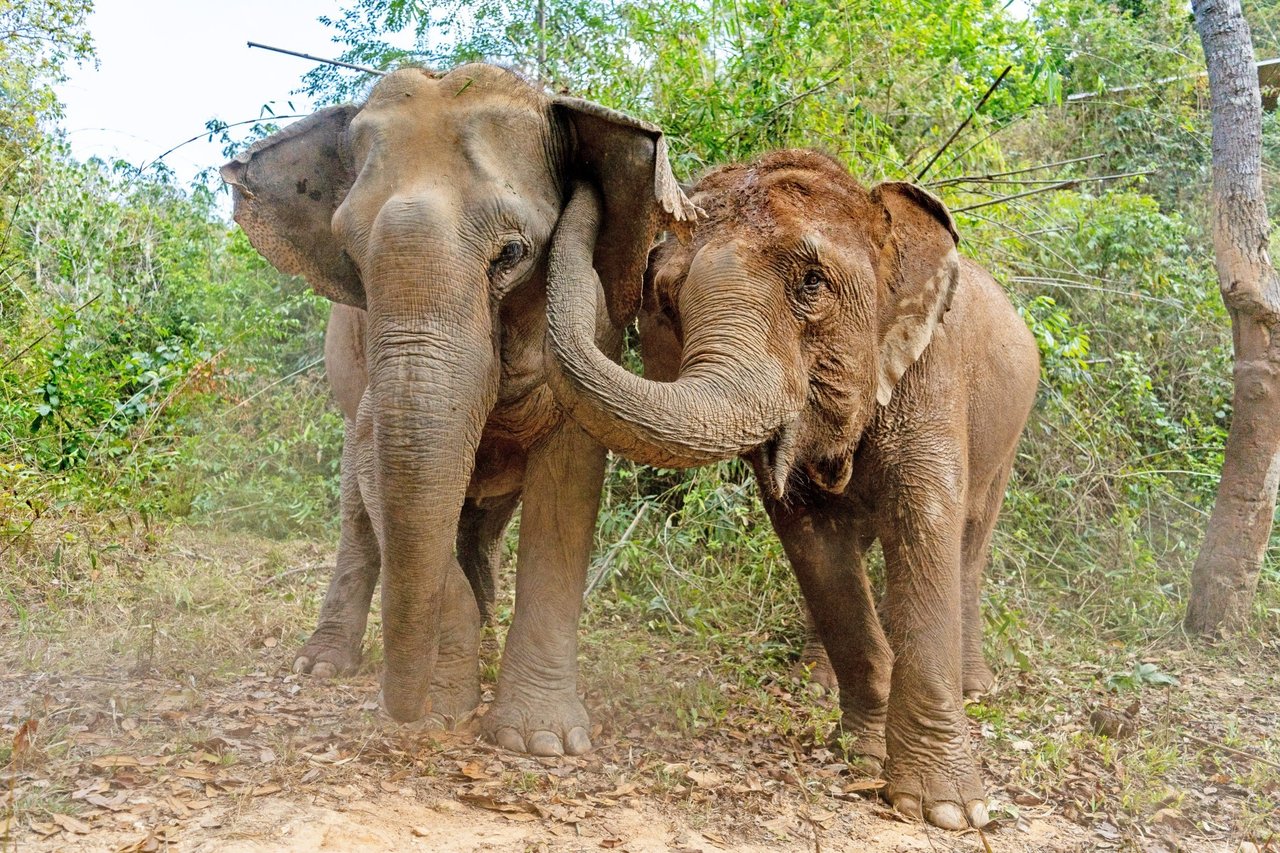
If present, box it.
[1,531,1277,852]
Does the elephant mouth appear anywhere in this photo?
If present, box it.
[804,453,854,495]
[760,418,855,500]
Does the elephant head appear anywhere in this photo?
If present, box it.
[545,149,959,498]
[221,64,696,722]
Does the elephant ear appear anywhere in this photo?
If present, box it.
[870,181,961,407]
[554,98,702,327]
[220,105,366,309]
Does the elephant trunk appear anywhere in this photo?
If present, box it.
[364,231,500,723]
[545,182,801,470]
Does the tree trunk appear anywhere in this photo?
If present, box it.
[1185,0,1280,635]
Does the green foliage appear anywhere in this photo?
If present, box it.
[1105,661,1179,692]
[0,0,93,155]
[0,145,338,544]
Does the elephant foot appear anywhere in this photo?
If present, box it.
[790,641,838,697]
[482,688,592,757]
[294,626,363,678]
[832,709,887,778]
[428,674,482,725]
[963,657,995,700]
[885,749,988,830]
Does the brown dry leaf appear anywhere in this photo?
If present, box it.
[602,781,639,799]
[13,718,38,756]
[91,755,141,769]
[455,761,490,780]
[686,769,722,788]
[601,838,624,849]
[842,779,887,793]
[165,795,192,818]
[136,755,172,767]
[760,815,794,836]
[458,792,540,817]
[803,807,836,825]
[175,767,214,781]
[379,780,401,793]
[117,831,161,853]
[249,783,281,797]
[51,813,92,834]
[1150,807,1195,832]
[86,792,131,811]
[30,822,59,836]
[72,779,111,799]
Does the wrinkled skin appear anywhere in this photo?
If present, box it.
[544,151,1039,829]
[222,65,696,754]
[293,303,520,682]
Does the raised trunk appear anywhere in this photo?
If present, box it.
[1185,0,1280,635]
[545,182,800,469]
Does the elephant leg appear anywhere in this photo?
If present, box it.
[790,608,839,695]
[423,555,484,724]
[456,491,521,622]
[959,461,1013,699]
[765,491,890,773]
[481,422,604,757]
[876,461,987,831]
[295,420,379,678]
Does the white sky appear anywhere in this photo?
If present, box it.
[57,0,383,186]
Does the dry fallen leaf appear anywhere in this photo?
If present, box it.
[686,769,722,788]
[175,767,215,781]
[51,813,92,834]
[455,761,490,780]
[13,718,38,756]
[602,781,639,799]
[803,807,836,825]
[458,793,540,817]
[86,792,131,811]
[91,755,141,769]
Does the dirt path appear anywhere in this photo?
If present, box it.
[1,531,1276,852]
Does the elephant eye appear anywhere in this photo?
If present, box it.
[490,240,528,276]
[799,269,827,299]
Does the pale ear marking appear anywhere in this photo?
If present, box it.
[876,248,960,408]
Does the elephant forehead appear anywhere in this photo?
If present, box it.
[353,82,560,207]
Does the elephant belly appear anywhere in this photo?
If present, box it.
[467,433,527,498]
[466,383,563,498]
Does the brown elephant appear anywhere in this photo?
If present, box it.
[543,150,1039,829]
[221,64,697,755]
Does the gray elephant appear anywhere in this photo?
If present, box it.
[543,150,1040,829]
[221,64,697,755]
